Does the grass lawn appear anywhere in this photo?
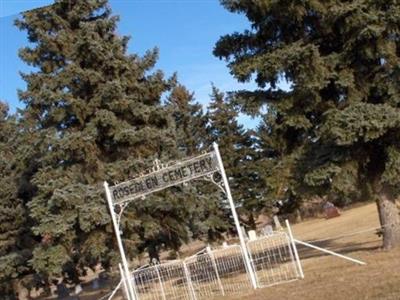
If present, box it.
[218,202,400,300]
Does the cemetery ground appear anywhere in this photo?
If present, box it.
[42,202,400,300]
[222,202,400,300]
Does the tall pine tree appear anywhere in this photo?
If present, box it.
[166,84,208,156]
[15,0,189,286]
[253,113,297,214]
[165,84,230,243]
[214,0,400,248]
[0,102,39,298]
[206,86,262,229]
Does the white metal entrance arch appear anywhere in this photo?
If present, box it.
[104,143,257,300]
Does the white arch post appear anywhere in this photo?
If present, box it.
[213,142,258,289]
[104,181,136,300]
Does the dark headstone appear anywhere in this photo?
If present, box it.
[99,272,109,285]
[92,278,100,290]
[56,283,70,298]
[325,205,340,219]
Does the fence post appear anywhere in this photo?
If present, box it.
[285,220,304,278]
[183,261,197,300]
[119,264,131,300]
[155,264,167,300]
[104,182,137,300]
[206,247,225,296]
[285,233,300,278]
[213,142,258,289]
[244,241,260,287]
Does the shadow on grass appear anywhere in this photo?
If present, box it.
[295,238,381,262]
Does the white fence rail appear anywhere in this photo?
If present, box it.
[210,245,252,295]
[127,231,301,300]
[247,232,299,287]
[133,260,192,300]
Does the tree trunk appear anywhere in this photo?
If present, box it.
[248,213,256,230]
[377,184,400,249]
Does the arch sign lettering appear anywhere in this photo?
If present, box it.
[110,151,219,205]
[104,143,257,300]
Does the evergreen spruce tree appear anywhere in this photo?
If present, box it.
[0,102,25,298]
[206,87,262,229]
[166,84,208,156]
[215,0,400,248]
[165,84,230,242]
[0,102,38,298]
[253,114,297,214]
[15,0,189,285]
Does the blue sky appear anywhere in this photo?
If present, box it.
[0,0,259,127]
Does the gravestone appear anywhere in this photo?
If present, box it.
[91,278,100,290]
[56,283,69,299]
[99,272,109,286]
[74,284,82,295]
[241,226,248,240]
[248,230,257,241]
[262,225,274,236]
[323,202,340,219]
[273,215,282,230]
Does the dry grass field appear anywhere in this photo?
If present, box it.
[46,202,400,300]
[218,202,400,300]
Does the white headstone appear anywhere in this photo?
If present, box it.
[75,284,82,295]
[248,230,257,241]
[273,215,282,230]
[262,225,274,236]
[241,226,248,240]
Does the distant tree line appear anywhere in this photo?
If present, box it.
[0,0,399,298]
